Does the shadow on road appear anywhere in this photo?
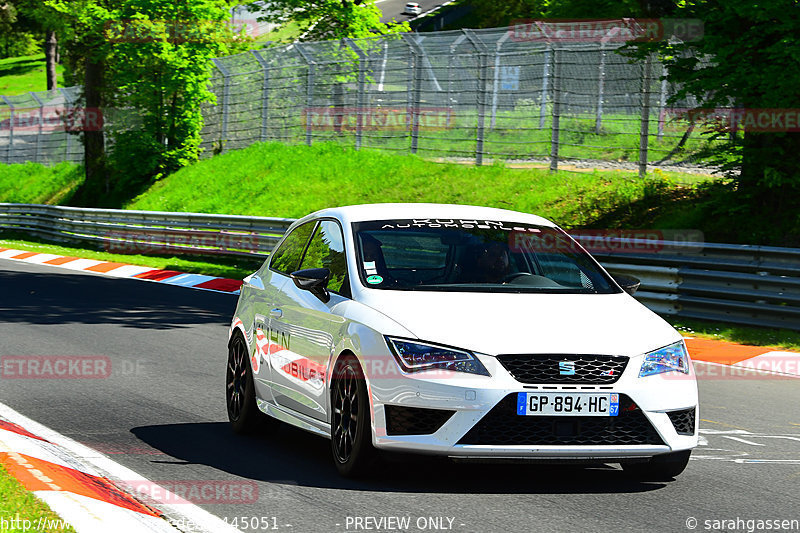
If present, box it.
[0,266,234,329]
[132,421,668,494]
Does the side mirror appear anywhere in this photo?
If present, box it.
[612,274,641,296]
[290,268,331,302]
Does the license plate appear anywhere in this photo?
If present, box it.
[516,392,619,417]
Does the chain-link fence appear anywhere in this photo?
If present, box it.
[1,23,718,176]
[0,86,84,165]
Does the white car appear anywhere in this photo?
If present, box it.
[404,2,422,15]
[227,204,698,478]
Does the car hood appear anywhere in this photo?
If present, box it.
[356,290,680,357]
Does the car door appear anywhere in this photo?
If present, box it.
[268,219,350,422]
[249,220,317,405]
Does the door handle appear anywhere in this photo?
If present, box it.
[269,308,283,319]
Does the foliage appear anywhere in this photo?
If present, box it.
[43,0,248,205]
[428,0,652,30]
[627,0,800,241]
[105,0,249,181]
[246,0,409,42]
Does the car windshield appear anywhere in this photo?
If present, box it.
[352,219,620,293]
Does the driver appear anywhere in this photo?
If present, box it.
[474,242,511,283]
[359,233,392,283]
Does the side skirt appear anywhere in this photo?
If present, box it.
[256,398,331,439]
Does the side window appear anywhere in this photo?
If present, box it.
[269,221,316,274]
[299,220,349,296]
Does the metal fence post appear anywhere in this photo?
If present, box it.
[447,34,467,130]
[345,38,367,151]
[595,45,607,134]
[490,32,510,130]
[295,44,315,147]
[1,96,14,164]
[639,54,653,178]
[539,44,551,129]
[657,64,667,141]
[211,59,231,153]
[464,30,488,166]
[377,40,388,92]
[549,48,562,172]
[251,50,271,143]
[30,92,44,163]
[403,35,423,155]
[58,88,72,162]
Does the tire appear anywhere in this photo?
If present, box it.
[622,450,691,481]
[226,333,271,434]
[330,355,375,477]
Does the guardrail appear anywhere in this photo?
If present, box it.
[591,240,800,331]
[0,203,294,258]
[2,203,798,331]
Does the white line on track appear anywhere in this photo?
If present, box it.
[721,436,766,446]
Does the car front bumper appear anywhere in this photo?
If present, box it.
[366,351,699,459]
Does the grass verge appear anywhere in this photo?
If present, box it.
[671,318,800,352]
[127,141,708,229]
[0,234,261,281]
[0,162,84,204]
[0,54,66,96]
[0,463,77,533]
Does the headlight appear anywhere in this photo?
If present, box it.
[639,341,690,377]
[385,337,490,376]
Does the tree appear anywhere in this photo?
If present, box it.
[0,2,17,43]
[44,0,247,205]
[0,1,42,60]
[247,0,408,42]
[45,0,115,202]
[630,0,800,235]
[107,0,248,184]
[6,0,66,89]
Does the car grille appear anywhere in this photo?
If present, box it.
[667,407,696,435]
[457,394,664,446]
[496,354,628,384]
[385,405,455,436]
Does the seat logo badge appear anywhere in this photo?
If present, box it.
[558,361,576,375]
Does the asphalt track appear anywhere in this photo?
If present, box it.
[1,259,799,533]
[376,0,442,24]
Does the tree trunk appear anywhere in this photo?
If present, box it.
[82,56,107,200]
[45,31,58,91]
